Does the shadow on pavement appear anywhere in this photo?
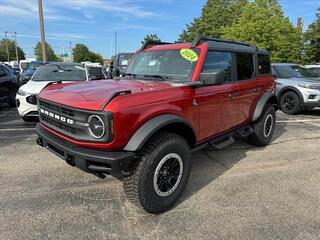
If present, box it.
[178,122,287,207]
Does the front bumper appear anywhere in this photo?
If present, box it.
[36,123,135,179]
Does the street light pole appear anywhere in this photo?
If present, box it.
[4,31,10,63]
[13,32,19,63]
[38,0,47,63]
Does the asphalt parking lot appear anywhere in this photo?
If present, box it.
[1,104,320,240]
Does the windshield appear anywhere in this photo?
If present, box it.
[126,50,199,82]
[309,67,320,76]
[32,64,87,82]
[118,53,133,67]
[274,65,319,78]
[28,62,43,70]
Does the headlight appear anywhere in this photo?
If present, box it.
[298,83,320,90]
[88,115,106,139]
[18,89,29,96]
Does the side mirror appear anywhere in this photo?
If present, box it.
[199,70,225,86]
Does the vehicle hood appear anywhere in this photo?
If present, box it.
[20,80,56,94]
[38,78,175,111]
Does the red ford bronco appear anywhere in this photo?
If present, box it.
[36,37,278,213]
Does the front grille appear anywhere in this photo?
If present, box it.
[38,99,112,143]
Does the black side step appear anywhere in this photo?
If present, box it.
[210,135,235,150]
[235,126,254,137]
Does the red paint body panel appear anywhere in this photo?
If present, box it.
[38,42,276,151]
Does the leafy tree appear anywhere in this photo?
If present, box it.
[88,52,104,64]
[34,41,58,61]
[142,34,161,44]
[0,38,25,62]
[72,44,90,63]
[303,7,320,63]
[221,0,302,63]
[178,0,248,42]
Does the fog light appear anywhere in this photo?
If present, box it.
[308,95,317,100]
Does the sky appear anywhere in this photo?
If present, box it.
[0,0,319,59]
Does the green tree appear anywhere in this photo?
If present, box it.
[72,44,90,63]
[178,0,248,42]
[88,52,104,64]
[0,38,25,62]
[303,7,320,63]
[34,41,58,61]
[222,0,302,63]
[142,34,161,44]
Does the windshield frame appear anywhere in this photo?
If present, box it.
[126,49,200,83]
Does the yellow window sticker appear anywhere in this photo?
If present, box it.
[180,49,199,62]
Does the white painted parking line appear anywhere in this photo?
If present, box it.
[277,119,320,123]
[0,128,35,132]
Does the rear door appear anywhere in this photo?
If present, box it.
[195,51,240,141]
[235,53,261,125]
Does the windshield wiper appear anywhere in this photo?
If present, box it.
[142,75,171,81]
[124,73,137,79]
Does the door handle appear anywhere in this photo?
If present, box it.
[253,87,261,93]
[228,93,240,98]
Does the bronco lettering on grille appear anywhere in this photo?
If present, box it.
[40,108,74,125]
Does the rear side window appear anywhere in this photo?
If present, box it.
[236,53,254,80]
[202,51,233,82]
[258,54,271,74]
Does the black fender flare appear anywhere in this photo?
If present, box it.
[124,114,196,151]
[252,92,278,121]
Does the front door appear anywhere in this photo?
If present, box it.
[195,51,239,141]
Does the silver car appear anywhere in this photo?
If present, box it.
[272,63,320,114]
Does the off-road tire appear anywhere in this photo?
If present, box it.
[280,91,302,115]
[123,132,191,213]
[248,105,276,147]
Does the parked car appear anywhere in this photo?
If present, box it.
[0,64,19,107]
[272,63,320,114]
[107,52,134,78]
[86,65,107,80]
[19,61,43,85]
[304,64,320,76]
[35,37,277,213]
[16,62,88,122]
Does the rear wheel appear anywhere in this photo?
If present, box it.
[280,91,302,114]
[123,132,191,213]
[248,105,276,147]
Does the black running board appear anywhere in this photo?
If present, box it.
[210,135,235,150]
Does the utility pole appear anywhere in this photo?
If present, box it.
[13,32,19,63]
[114,31,117,56]
[38,0,47,63]
[69,41,72,62]
[4,31,10,63]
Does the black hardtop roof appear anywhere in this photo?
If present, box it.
[141,36,269,55]
[192,36,269,54]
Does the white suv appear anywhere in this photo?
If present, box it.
[16,63,89,121]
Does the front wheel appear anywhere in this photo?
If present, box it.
[248,105,276,147]
[123,132,191,213]
[280,91,302,114]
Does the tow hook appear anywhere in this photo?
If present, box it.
[36,138,43,147]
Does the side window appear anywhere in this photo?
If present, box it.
[236,53,254,80]
[202,51,233,82]
[258,54,271,74]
